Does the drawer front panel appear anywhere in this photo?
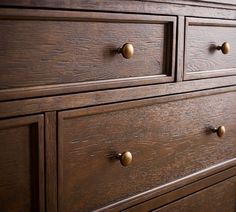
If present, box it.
[58,91,236,211]
[0,11,176,90]
[0,115,45,212]
[154,176,236,212]
[185,18,236,80]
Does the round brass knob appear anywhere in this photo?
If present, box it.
[213,126,226,138]
[217,42,230,54]
[118,43,134,59]
[117,151,132,166]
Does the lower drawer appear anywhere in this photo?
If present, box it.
[154,175,236,212]
[58,91,236,211]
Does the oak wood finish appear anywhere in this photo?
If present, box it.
[0,115,45,212]
[198,0,236,5]
[0,0,236,211]
[185,18,236,80]
[1,1,236,14]
[153,176,236,212]
[1,83,236,120]
[176,16,185,82]
[122,165,236,212]
[58,91,236,211]
[45,112,57,212]
[105,160,236,211]
[0,9,236,101]
[1,71,235,102]
[0,10,176,91]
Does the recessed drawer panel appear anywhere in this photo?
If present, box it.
[58,91,236,211]
[0,115,44,211]
[0,10,176,91]
[184,18,236,80]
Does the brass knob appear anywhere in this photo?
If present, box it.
[213,126,226,138]
[117,151,132,166]
[118,43,134,59]
[217,42,230,54]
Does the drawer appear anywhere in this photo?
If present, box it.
[0,10,176,91]
[184,18,236,80]
[154,176,236,212]
[58,91,236,211]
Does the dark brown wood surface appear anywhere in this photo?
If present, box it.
[123,165,236,211]
[58,91,236,211]
[0,10,175,90]
[0,2,235,211]
[197,0,236,5]
[45,112,57,212]
[0,9,236,101]
[153,176,236,212]
[0,1,236,16]
[0,115,45,212]
[1,82,236,120]
[185,18,236,80]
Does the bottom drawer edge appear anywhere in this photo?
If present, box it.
[99,159,236,211]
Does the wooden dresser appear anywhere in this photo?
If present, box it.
[0,1,236,211]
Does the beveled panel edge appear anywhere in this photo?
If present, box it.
[1,0,236,13]
[1,82,236,119]
[186,16,236,27]
[0,114,45,212]
[147,0,236,7]
[58,113,64,212]
[0,76,174,102]
[98,159,236,211]
[184,69,236,81]
[0,113,44,128]
[57,85,236,122]
[176,16,185,82]
[191,0,236,7]
[45,112,57,212]
[0,8,176,23]
[165,20,177,79]
[1,74,235,102]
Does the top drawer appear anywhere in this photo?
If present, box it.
[0,10,176,92]
[184,18,236,80]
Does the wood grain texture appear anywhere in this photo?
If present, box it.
[176,16,185,82]
[45,112,57,212]
[0,3,235,211]
[153,176,236,212]
[0,10,175,90]
[123,165,236,211]
[0,115,45,212]
[185,18,236,80]
[58,91,236,211]
[1,82,236,120]
[0,70,235,102]
[197,0,236,5]
[0,1,236,14]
